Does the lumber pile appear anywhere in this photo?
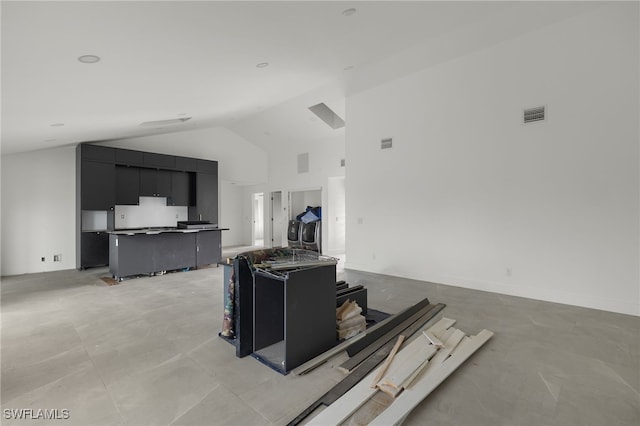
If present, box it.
[305,318,494,426]
[337,300,366,340]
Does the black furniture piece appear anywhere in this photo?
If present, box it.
[221,248,338,374]
[109,228,226,281]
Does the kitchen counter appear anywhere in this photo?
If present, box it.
[109,227,228,281]
[109,227,228,235]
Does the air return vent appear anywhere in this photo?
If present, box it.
[381,138,393,149]
[523,106,545,124]
[298,153,309,174]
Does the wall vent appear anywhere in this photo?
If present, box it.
[340,158,345,167]
[381,138,393,149]
[523,106,545,124]
[297,153,309,174]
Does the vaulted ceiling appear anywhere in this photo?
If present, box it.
[1,1,598,155]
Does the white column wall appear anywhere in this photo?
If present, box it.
[1,146,76,276]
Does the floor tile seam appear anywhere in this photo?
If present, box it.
[0,358,95,408]
[0,337,90,372]
[167,382,222,426]
[80,339,128,426]
[594,359,640,398]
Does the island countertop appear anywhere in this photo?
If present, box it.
[109,227,228,236]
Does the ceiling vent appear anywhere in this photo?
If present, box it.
[381,138,393,149]
[308,103,345,129]
[523,106,545,124]
[140,117,192,126]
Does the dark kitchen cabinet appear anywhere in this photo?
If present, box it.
[140,168,172,198]
[196,230,221,266]
[170,171,193,206]
[115,149,144,166]
[115,166,140,205]
[192,172,218,223]
[81,232,109,268]
[81,161,115,210]
[81,144,115,163]
[143,152,175,169]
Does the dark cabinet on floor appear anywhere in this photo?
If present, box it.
[81,232,109,267]
[196,230,221,266]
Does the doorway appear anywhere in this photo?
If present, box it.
[270,191,284,247]
[252,192,264,247]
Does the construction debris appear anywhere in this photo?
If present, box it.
[337,300,367,340]
[305,318,494,426]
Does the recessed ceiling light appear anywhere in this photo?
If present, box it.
[342,8,356,16]
[50,123,65,127]
[256,62,269,68]
[78,55,101,64]
[344,65,354,71]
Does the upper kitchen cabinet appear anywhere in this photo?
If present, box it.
[80,144,115,163]
[115,149,144,167]
[170,171,194,206]
[143,152,175,169]
[115,166,140,205]
[81,159,116,210]
[175,156,197,172]
[193,169,218,223]
[140,168,172,198]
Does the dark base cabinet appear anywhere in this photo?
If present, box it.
[252,264,337,374]
[196,230,221,266]
[109,230,224,281]
[80,232,109,268]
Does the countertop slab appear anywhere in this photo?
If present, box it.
[109,227,228,236]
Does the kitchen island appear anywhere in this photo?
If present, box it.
[109,227,227,281]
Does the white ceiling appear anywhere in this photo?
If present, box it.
[1,1,598,156]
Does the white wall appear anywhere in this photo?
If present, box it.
[1,146,76,275]
[346,4,639,315]
[219,181,248,247]
[245,133,346,252]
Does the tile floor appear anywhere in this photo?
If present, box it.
[1,253,638,426]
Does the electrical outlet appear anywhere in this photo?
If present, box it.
[41,257,45,262]
[120,214,125,219]
[53,254,62,262]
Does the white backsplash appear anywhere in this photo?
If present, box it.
[81,210,109,231]
[115,197,188,229]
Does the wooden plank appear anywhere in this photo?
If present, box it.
[289,305,445,425]
[339,303,444,373]
[368,329,494,426]
[291,304,444,377]
[404,328,464,390]
[378,321,456,396]
[287,342,392,426]
[291,332,365,376]
[423,330,443,347]
[371,335,405,388]
[346,297,432,357]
